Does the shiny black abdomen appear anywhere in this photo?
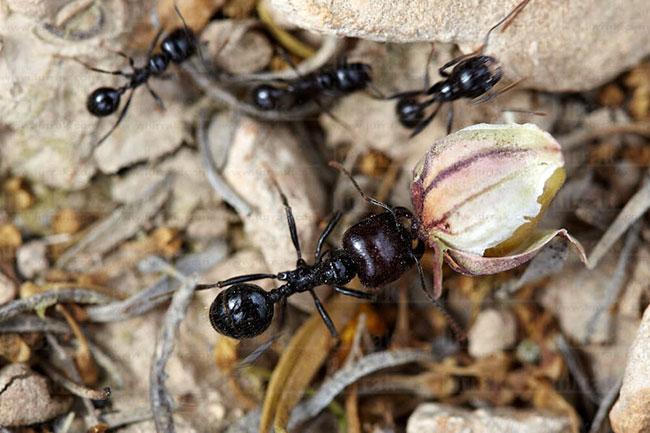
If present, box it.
[342,211,415,288]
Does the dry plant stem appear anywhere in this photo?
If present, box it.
[39,361,110,400]
[100,407,160,430]
[150,275,199,433]
[287,350,435,429]
[197,109,252,216]
[555,334,599,405]
[588,375,623,433]
[585,221,641,344]
[56,304,99,384]
[183,63,324,120]
[45,333,101,426]
[0,289,112,322]
[588,175,650,269]
[0,315,70,334]
[257,2,315,58]
[345,383,361,433]
[86,242,227,322]
[86,340,124,388]
[54,411,75,433]
[562,121,650,150]
[56,174,173,271]
[225,36,339,82]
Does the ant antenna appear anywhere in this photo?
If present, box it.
[265,167,304,262]
[483,0,533,48]
[328,161,393,214]
[411,253,466,341]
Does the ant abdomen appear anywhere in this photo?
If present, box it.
[209,283,275,339]
[342,209,418,288]
[87,87,123,116]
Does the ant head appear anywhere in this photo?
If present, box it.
[252,85,281,110]
[87,87,122,117]
[209,283,274,339]
[335,64,371,92]
[161,28,196,64]
[396,97,424,128]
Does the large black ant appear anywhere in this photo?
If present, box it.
[197,163,462,340]
[392,0,532,136]
[83,6,197,146]
[251,60,380,112]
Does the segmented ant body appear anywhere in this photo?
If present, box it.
[251,61,374,111]
[392,0,531,136]
[199,164,461,340]
[84,8,196,146]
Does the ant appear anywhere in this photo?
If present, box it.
[392,0,532,136]
[251,60,380,112]
[197,163,463,340]
[83,6,197,146]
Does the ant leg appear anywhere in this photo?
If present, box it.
[147,29,165,60]
[423,43,436,89]
[410,101,442,138]
[309,289,339,338]
[277,297,288,331]
[94,87,134,146]
[314,210,343,260]
[196,274,278,290]
[438,48,484,77]
[473,79,522,105]
[446,104,454,135]
[328,162,393,214]
[410,252,466,341]
[145,82,166,110]
[334,286,375,300]
[387,90,423,100]
[68,57,129,77]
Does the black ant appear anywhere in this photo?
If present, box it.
[392,0,532,136]
[83,6,197,146]
[251,60,380,112]
[197,163,463,340]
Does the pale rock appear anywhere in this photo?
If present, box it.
[201,21,273,74]
[610,304,650,433]
[407,403,572,433]
[468,308,517,358]
[540,261,614,343]
[0,363,73,426]
[222,119,326,312]
[16,240,49,279]
[0,270,17,305]
[267,0,650,91]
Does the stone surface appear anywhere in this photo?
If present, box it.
[222,118,327,312]
[468,309,517,358]
[610,305,650,433]
[267,0,650,91]
[201,20,273,74]
[16,240,49,279]
[407,403,572,433]
[0,363,73,426]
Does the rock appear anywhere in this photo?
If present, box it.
[201,20,273,74]
[222,118,326,312]
[610,305,650,433]
[16,240,49,279]
[539,261,614,343]
[0,270,18,304]
[0,363,73,426]
[267,0,650,91]
[407,403,572,433]
[186,208,235,240]
[468,309,517,358]
[0,2,131,189]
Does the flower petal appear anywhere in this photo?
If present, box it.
[443,229,587,276]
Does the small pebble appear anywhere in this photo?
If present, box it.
[16,240,48,279]
[468,309,517,358]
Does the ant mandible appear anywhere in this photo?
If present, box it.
[392,0,532,137]
[251,59,380,112]
[83,6,197,146]
[197,163,463,340]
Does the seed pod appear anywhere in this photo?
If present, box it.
[410,123,587,298]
